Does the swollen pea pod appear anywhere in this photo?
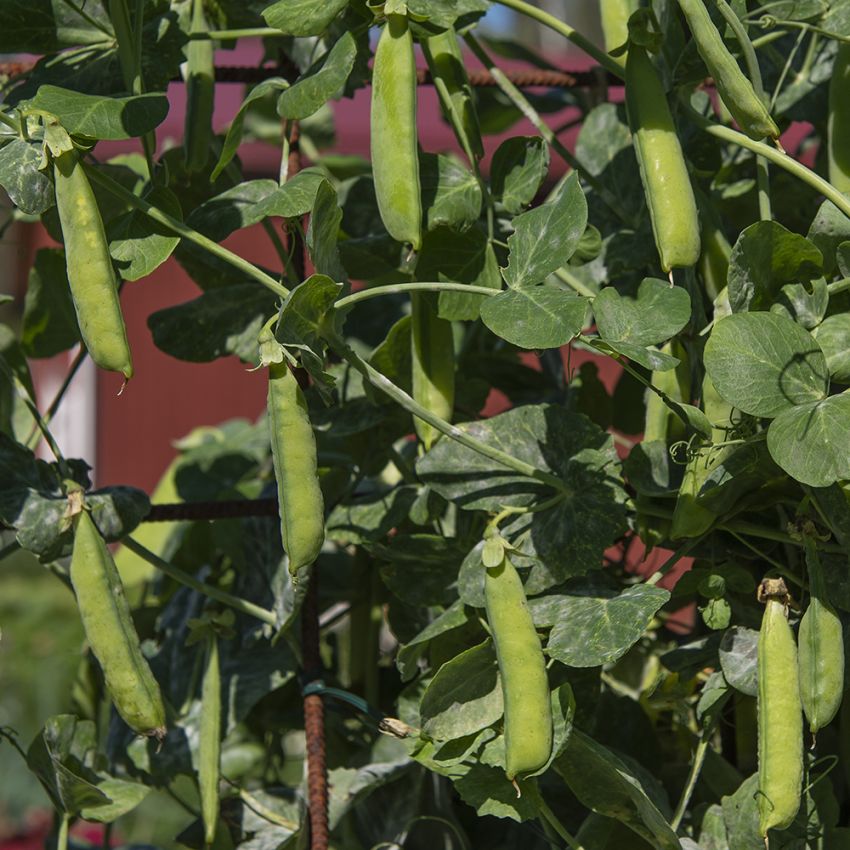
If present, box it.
[371,12,422,250]
[625,45,701,273]
[411,292,454,451]
[828,44,850,193]
[485,547,552,780]
[199,633,221,847]
[70,506,166,739]
[268,361,325,576]
[184,0,215,173]
[799,536,844,737]
[422,27,484,162]
[599,0,638,66]
[676,0,779,141]
[757,577,803,838]
[53,149,133,379]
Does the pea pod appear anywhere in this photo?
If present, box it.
[676,0,779,140]
[184,0,215,173]
[757,577,803,837]
[799,537,844,736]
[268,361,325,575]
[411,292,454,451]
[421,27,484,161]
[53,150,133,379]
[828,44,850,193]
[370,12,422,249]
[485,548,552,780]
[70,507,166,738]
[199,633,221,847]
[600,0,637,66]
[625,45,700,272]
[643,341,690,444]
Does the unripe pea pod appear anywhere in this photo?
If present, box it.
[485,545,552,780]
[625,45,701,272]
[199,633,221,847]
[268,361,325,575]
[643,341,690,444]
[757,577,803,837]
[421,27,484,162]
[411,292,454,451]
[600,0,638,66]
[184,0,215,173]
[799,537,844,737]
[676,0,779,141]
[828,44,850,193]
[53,149,133,380]
[70,505,166,739]
[371,12,422,250]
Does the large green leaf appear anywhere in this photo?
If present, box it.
[718,627,758,697]
[502,172,587,288]
[21,248,80,358]
[545,584,670,667]
[812,314,850,382]
[420,153,482,233]
[0,0,111,52]
[306,181,346,281]
[252,168,326,219]
[261,0,348,35]
[767,393,850,486]
[185,179,278,242]
[22,87,169,140]
[0,138,54,214]
[704,312,828,417]
[489,136,550,214]
[480,288,588,349]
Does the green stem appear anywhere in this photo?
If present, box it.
[758,17,850,45]
[0,111,19,131]
[463,33,631,227]
[56,814,70,850]
[235,788,299,830]
[489,491,567,532]
[328,336,567,493]
[554,266,597,298]
[0,540,22,562]
[122,538,278,626]
[493,0,624,79]
[687,109,850,220]
[671,735,710,830]
[751,29,788,49]
[62,0,112,35]
[85,165,289,298]
[190,27,285,40]
[645,535,706,586]
[335,281,498,311]
[536,798,584,850]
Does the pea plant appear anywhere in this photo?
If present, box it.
[2,0,850,848]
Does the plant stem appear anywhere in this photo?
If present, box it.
[687,109,850,220]
[85,165,289,298]
[645,536,706,585]
[235,788,299,830]
[554,266,597,298]
[122,538,278,626]
[56,814,70,850]
[493,0,624,79]
[536,798,584,850]
[671,735,709,830]
[190,27,285,40]
[328,336,567,493]
[335,281,498,310]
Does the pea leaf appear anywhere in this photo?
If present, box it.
[767,393,850,486]
[406,0,489,28]
[252,168,326,219]
[545,584,670,667]
[718,627,758,697]
[808,196,850,276]
[0,0,111,52]
[396,600,472,682]
[0,138,54,214]
[22,87,169,140]
[727,221,823,313]
[185,179,278,242]
[420,153,482,233]
[327,486,418,546]
[593,278,691,347]
[502,172,588,288]
[420,640,503,740]
[450,763,543,822]
[147,285,278,364]
[555,730,681,850]
[704,312,829,417]
[277,31,357,121]
[306,181,346,281]
[489,136,550,214]
[480,288,588,349]
[261,0,348,35]
[812,314,850,382]
[21,248,80,358]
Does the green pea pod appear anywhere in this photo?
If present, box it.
[676,0,779,140]
[411,292,454,451]
[799,537,844,736]
[53,150,133,380]
[199,634,221,847]
[268,361,325,575]
[625,45,701,272]
[485,549,552,780]
[643,341,690,444]
[184,0,215,173]
[757,578,803,837]
[829,44,850,193]
[600,0,638,66]
[698,215,731,302]
[371,12,422,250]
[70,508,166,738]
[421,27,484,161]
